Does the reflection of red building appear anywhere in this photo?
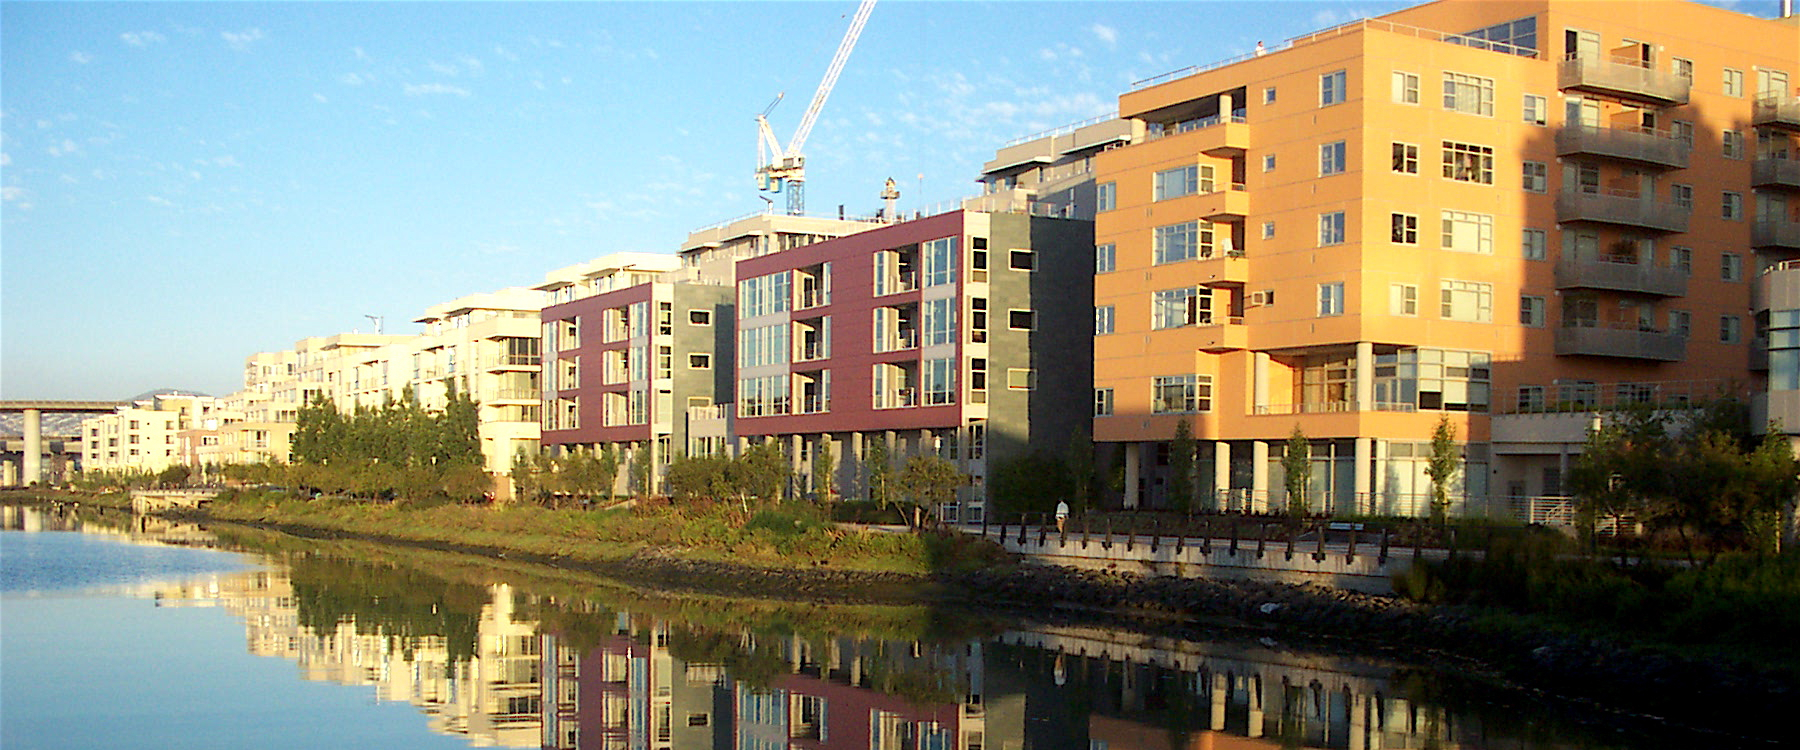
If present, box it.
[738,672,967,750]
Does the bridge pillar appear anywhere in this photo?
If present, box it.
[2,458,17,487]
[22,408,42,486]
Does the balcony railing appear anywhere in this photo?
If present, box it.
[1752,93,1800,130]
[687,404,728,421]
[1144,112,1246,142]
[1500,378,1744,414]
[1752,157,1800,190]
[1751,218,1800,250]
[1554,124,1689,169]
[1558,54,1690,105]
[482,354,542,369]
[483,388,540,402]
[1554,323,1686,361]
[1553,256,1688,296]
[1554,189,1690,233]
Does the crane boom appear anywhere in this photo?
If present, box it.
[787,0,876,159]
[755,0,876,215]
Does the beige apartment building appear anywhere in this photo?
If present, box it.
[81,392,222,475]
[1092,0,1798,515]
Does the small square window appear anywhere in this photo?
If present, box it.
[688,353,711,369]
[1008,309,1035,330]
[1262,86,1276,104]
[1006,368,1036,390]
[1009,249,1035,271]
[1392,71,1419,104]
[1523,161,1548,193]
[1522,94,1547,126]
[1261,221,1275,240]
[1262,153,1276,172]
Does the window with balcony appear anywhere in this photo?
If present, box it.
[1320,140,1347,176]
[1671,119,1694,145]
[1442,141,1494,183]
[1391,213,1418,244]
[1443,72,1495,116]
[1095,243,1115,273]
[1319,212,1346,246]
[558,357,580,390]
[1671,57,1693,81]
[1390,283,1418,316]
[1154,165,1201,200]
[1152,374,1212,413]
[1318,282,1345,316]
[873,247,918,295]
[1153,221,1210,264]
[1441,210,1494,254]
[1153,287,1211,329]
[1441,280,1494,322]
[1320,70,1346,106]
[871,306,918,352]
[1393,71,1419,104]
[794,316,830,361]
[1095,305,1115,335]
[1392,142,1419,174]
[795,262,831,308]
[1768,310,1800,390]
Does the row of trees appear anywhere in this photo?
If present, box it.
[509,447,619,508]
[1569,398,1798,564]
[278,385,488,503]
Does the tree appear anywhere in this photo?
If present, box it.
[628,443,654,498]
[1168,418,1196,513]
[989,451,1070,516]
[864,440,896,509]
[1281,425,1312,517]
[810,441,837,504]
[665,453,734,502]
[733,441,790,505]
[1425,415,1460,523]
[896,454,969,521]
[510,449,541,507]
[1568,404,1666,547]
[1065,428,1096,514]
[439,380,483,467]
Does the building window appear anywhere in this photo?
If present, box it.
[1320,70,1346,106]
[1008,309,1035,330]
[688,353,711,369]
[1006,368,1036,390]
[1096,181,1116,211]
[1262,153,1276,172]
[1441,211,1494,254]
[739,273,792,318]
[922,237,957,287]
[1671,119,1694,145]
[1153,287,1211,329]
[1723,67,1744,97]
[1670,310,1691,338]
[923,297,957,346]
[970,298,988,342]
[1520,295,1546,327]
[1723,130,1745,159]
[970,237,988,281]
[1672,246,1693,275]
[1440,280,1493,322]
[1442,72,1495,116]
[1671,57,1693,80]
[1261,221,1275,239]
[1154,165,1200,201]
[1522,94,1547,125]
[1391,213,1418,244]
[1390,283,1418,316]
[1152,374,1212,414]
[1721,315,1742,344]
[1722,252,1743,282]
[1095,243,1115,273]
[1095,305,1115,335]
[689,309,712,325]
[1318,281,1345,317]
[1318,212,1346,246]
[1723,192,1743,221]
[1671,183,1693,209]
[1441,141,1494,183]
[1393,71,1419,104]
[1009,249,1035,270]
[1392,142,1419,174]
[1319,140,1347,176]
[1523,228,1547,260]
[1522,161,1548,193]
[1094,388,1114,416]
[923,357,956,405]
[1154,221,1204,264]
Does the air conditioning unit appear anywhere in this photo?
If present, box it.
[1247,290,1276,307]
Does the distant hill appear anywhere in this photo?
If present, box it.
[0,388,213,437]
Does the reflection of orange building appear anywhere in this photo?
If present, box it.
[1093,0,1799,515]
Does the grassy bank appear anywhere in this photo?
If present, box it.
[201,488,1008,576]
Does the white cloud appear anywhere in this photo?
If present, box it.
[120,30,166,47]
[69,51,93,64]
[145,195,173,206]
[0,152,9,166]
[46,139,80,157]
[353,46,371,61]
[493,45,518,62]
[403,83,471,97]
[459,56,485,75]
[427,60,460,76]
[212,155,241,167]
[313,92,329,103]
[3,186,28,201]
[221,28,265,50]
[338,72,367,86]
[60,174,79,184]
[1090,23,1118,46]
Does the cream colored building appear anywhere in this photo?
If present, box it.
[81,392,222,475]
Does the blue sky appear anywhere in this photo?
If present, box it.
[2,1,1783,400]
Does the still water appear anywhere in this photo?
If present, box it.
[0,504,1740,749]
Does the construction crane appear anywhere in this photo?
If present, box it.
[756,0,876,216]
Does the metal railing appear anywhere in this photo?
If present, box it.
[1144,113,1246,142]
[1499,378,1742,414]
[999,112,1120,148]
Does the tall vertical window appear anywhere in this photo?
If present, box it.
[1095,305,1115,335]
[923,358,956,405]
[1440,280,1494,322]
[1723,68,1744,97]
[1319,212,1346,246]
[1318,282,1345,316]
[1094,388,1114,417]
[1442,72,1495,115]
[1669,310,1691,338]
[1392,142,1419,174]
[1319,140,1347,175]
[1390,213,1419,244]
[1522,161,1548,193]
[1520,295,1546,327]
[1522,94,1547,125]
[1441,211,1494,254]
[1722,252,1744,282]
[922,237,957,287]
[1154,165,1201,200]
[1096,182,1116,211]
[1442,141,1494,183]
[1522,228,1548,260]
[1095,243,1115,273]
[1720,315,1742,344]
[922,298,956,346]
[1320,70,1347,106]
[1390,283,1418,316]
[1392,71,1419,104]
[1672,246,1693,275]
[1723,130,1745,159]
[1723,192,1744,220]
[969,298,987,343]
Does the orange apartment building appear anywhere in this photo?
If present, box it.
[1093,0,1799,515]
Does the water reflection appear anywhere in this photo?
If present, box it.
[1,504,1676,749]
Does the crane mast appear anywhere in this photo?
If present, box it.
[756,0,876,216]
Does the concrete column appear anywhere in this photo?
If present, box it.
[1349,692,1366,750]
[1355,341,1374,411]
[2,459,17,487]
[1353,437,1373,516]
[1251,440,1269,512]
[1247,673,1265,738]
[1214,441,1232,511]
[1210,672,1227,731]
[1123,442,1141,509]
[1253,353,1271,413]
[849,432,865,500]
[23,409,42,487]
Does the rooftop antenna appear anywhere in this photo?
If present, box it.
[364,315,384,334]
